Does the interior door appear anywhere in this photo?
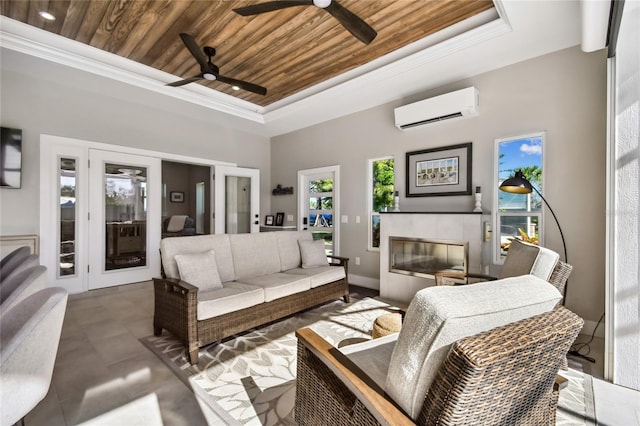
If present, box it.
[298,166,340,255]
[88,150,161,289]
[214,166,260,234]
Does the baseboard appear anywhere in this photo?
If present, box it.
[348,274,380,290]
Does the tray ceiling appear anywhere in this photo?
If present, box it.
[0,0,494,107]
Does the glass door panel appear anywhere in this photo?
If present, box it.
[59,158,77,277]
[214,166,260,234]
[308,179,334,255]
[225,175,252,234]
[104,163,147,271]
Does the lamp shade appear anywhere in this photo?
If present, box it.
[499,170,533,194]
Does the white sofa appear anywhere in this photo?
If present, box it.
[154,230,349,364]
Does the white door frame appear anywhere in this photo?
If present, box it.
[214,165,260,234]
[297,165,340,256]
[40,134,235,294]
[88,149,161,289]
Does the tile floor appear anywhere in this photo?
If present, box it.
[25,282,639,425]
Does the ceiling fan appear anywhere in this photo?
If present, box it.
[166,33,267,96]
[233,0,377,45]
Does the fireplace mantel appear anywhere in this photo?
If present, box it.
[380,212,490,304]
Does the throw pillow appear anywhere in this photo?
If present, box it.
[298,240,328,268]
[174,250,223,290]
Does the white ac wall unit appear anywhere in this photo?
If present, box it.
[394,86,479,130]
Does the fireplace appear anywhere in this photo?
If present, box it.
[389,236,468,279]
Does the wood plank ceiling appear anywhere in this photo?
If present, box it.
[1,1,494,106]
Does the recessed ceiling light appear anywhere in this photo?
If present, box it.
[39,11,56,21]
[232,86,240,91]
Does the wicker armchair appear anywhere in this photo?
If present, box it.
[295,306,583,426]
[435,239,572,302]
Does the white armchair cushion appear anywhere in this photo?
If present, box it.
[0,265,47,313]
[1,287,68,426]
[340,333,398,390]
[175,250,223,291]
[501,239,559,281]
[299,240,328,268]
[385,275,562,420]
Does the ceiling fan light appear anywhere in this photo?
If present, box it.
[38,11,56,21]
[313,0,332,8]
[203,73,216,81]
[232,86,240,91]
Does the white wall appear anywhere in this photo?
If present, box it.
[0,49,271,238]
[272,46,607,325]
[608,0,640,390]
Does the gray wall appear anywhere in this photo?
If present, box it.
[271,46,607,323]
[0,50,271,237]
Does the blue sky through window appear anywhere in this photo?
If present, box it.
[498,136,543,210]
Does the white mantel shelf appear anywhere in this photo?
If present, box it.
[379,212,491,304]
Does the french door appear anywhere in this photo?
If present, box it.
[88,150,161,289]
[298,166,340,255]
[214,165,260,234]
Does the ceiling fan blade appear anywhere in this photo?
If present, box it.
[166,75,203,87]
[233,0,313,16]
[217,75,267,96]
[325,1,377,44]
[179,33,208,68]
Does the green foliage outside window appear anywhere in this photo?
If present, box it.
[372,159,394,212]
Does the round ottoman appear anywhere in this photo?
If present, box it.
[372,312,402,339]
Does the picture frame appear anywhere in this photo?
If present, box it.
[406,142,472,197]
[170,191,184,203]
[275,212,285,226]
[265,215,275,226]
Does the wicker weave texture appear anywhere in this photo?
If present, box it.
[154,272,349,364]
[296,306,583,426]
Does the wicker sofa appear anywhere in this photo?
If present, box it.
[153,230,349,364]
[295,275,583,425]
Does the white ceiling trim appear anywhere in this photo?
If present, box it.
[0,7,507,127]
[0,16,266,123]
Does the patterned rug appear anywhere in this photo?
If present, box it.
[140,297,595,425]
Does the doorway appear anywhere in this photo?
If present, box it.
[214,165,260,234]
[298,166,340,255]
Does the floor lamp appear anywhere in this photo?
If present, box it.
[499,170,569,304]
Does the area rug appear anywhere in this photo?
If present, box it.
[141,298,595,425]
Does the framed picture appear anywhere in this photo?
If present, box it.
[170,191,184,203]
[265,215,275,226]
[406,142,472,197]
[275,212,285,226]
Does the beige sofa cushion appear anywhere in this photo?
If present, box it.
[501,238,559,281]
[299,240,329,268]
[275,231,312,271]
[284,266,345,288]
[196,282,265,320]
[161,235,235,283]
[230,233,281,281]
[385,275,562,420]
[236,273,311,302]
[175,250,222,291]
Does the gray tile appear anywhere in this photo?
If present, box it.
[90,330,149,366]
[107,352,179,400]
[25,385,66,426]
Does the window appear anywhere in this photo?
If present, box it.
[494,133,544,263]
[368,157,395,250]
